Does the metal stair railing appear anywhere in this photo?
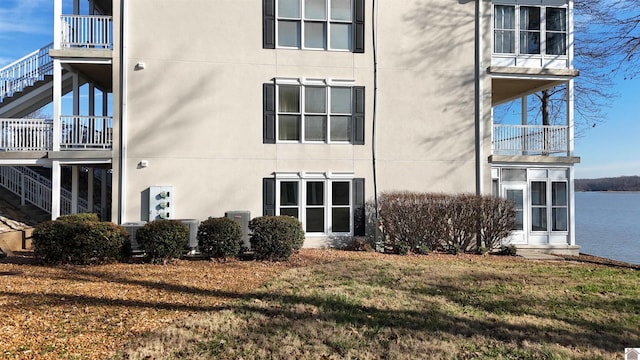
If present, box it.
[0,166,99,216]
[0,43,54,103]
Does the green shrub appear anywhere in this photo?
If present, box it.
[33,219,127,265]
[135,220,189,263]
[197,217,242,259]
[249,216,304,261]
[496,244,518,256]
[57,213,100,223]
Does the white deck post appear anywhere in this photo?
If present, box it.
[88,167,94,211]
[101,169,107,220]
[51,161,61,219]
[71,165,79,214]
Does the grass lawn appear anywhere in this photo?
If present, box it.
[118,251,639,360]
[1,250,639,359]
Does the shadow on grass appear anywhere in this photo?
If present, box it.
[3,260,639,355]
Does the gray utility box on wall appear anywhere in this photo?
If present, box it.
[147,186,174,221]
[225,211,251,249]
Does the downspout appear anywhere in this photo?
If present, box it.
[117,0,127,223]
[371,0,380,249]
[475,0,484,195]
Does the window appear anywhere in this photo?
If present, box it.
[263,176,365,235]
[530,180,568,232]
[263,81,364,144]
[493,4,567,56]
[263,0,365,52]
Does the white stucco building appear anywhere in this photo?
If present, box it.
[0,0,580,254]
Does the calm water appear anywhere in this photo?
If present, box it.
[575,192,640,265]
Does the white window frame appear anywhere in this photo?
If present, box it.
[275,172,354,236]
[275,78,355,144]
[529,177,569,234]
[492,2,568,58]
[276,0,353,51]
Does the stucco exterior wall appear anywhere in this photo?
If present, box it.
[120,0,480,226]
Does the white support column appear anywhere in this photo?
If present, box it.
[51,161,61,219]
[71,165,79,214]
[521,96,528,155]
[88,167,94,212]
[101,169,108,220]
[52,0,62,151]
[73,73,80,116]
[567,79,575,157]
[569,166,576,246]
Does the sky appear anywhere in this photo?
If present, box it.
[0,1,638,180]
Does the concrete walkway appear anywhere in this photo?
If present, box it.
[517,249,565,261]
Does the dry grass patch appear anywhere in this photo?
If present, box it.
[118,251,640,360]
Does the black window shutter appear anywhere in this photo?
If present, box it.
[263,0,276,49]
[263,178,276,216]
[263,83,276,144]
[353,0,365,53]
[352,86,365,145]
[353,178,365,236]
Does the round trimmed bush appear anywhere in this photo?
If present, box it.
[57,213,100,223]
[197,217,242,258]
[33,219,127,265]
[135,220,189,263]
[249,216,304,261]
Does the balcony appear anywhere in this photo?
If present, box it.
[492,124,569,156]
[60,15,113,49]
[0,117,112,152]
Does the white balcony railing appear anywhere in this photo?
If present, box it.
[492,124,569,156]
[0,117,112,151]
[60,115,113,149]
[0,118,53,151]
[61,15,113,49]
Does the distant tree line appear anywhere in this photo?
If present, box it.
[575,176,640,192]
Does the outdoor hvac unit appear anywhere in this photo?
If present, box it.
[225,211,251,249]
[122,221,147,254]
[178,219,200,251]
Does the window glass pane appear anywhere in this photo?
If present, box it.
[531,181,546,206]
[502,169,526,182]
[305,87,326,113]
[546,8,566,31]
[331,87,351,113]
[279,115,300,140]
[304,22,326,48]
[281,208,299,218]
[279,0,300,18]
[280,182,299,205]
[531,207,547,231]
[552,208,567,231]
[279,86,300,113]
[332,182,350,205]
[330,115,351,141]
[332,208,350,232]
[331,0,352,21]
[552,182,567,206]
[307,181,324,205]
[520,7,540,30]
[278,21,301,47]
[494,31,515,53]
[330,23,351,50]
[546,32,566,55]
[506,189,524,230]
[305,116,327,141]
[520,31,540,54]
[305,0,326,20]
[495,5,515,29]
[306,208,325,232]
